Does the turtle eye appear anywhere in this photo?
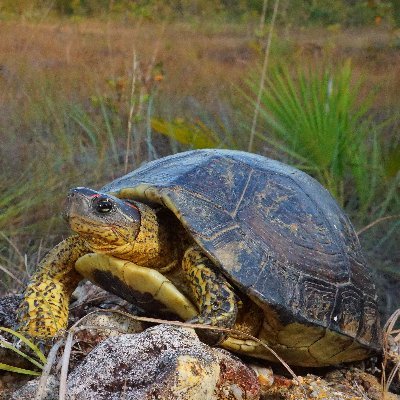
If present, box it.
[95,197,113,214]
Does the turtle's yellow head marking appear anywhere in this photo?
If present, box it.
[65,187,141,255]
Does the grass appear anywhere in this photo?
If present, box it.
[383,309,400,394]
[0,327,47,376]
[0,17,399,321]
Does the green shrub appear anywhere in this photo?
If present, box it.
[245,60,399,219]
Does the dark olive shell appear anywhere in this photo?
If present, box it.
[101,149,381,351]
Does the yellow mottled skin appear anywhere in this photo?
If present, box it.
[182,246,237,343]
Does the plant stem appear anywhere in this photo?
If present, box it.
[125,51,138,173]
[259,0,269,32]
[248,0,280,153]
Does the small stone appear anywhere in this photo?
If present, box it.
[214,349,260,400]
[249,364,274,392]
[230,384,243,400]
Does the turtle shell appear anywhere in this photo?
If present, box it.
[101,149,381,352]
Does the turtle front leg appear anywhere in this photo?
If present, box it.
[16,236,90,340]
[182,246,238,344]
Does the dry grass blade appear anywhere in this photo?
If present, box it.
[59,332,74,400]
[357,215,400,236]
[0,263,24,286]
[259,0,269,32]
[125,50,138,173]
[0,232,24,263]
[382,309,400,395]
[34,339,64,400]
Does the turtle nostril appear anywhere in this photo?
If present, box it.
[67,190,76,199]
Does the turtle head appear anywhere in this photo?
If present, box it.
[64,187,141,254]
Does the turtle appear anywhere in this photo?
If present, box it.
[16,149,382,367]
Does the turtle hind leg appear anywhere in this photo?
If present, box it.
[182,245,238,344]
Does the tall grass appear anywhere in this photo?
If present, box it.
[0,53,162,288]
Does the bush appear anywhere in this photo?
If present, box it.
[245,60,399,219]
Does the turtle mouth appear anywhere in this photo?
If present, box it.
[69,214,132,244]
[69,215,134,255]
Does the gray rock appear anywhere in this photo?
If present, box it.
[67,324,220,400]
[0,294,21,328]
[0,293,31,369]
[11,375,58,400]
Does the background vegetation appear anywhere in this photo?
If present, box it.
[0,1,399,320]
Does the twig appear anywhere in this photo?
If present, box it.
[59,333,74,400]
[248,0,280,152]
[357,215,400,236]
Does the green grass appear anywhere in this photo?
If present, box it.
[0,327,47,376]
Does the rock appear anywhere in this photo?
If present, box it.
[325,369,400,400]
[0,293,33,369]
[0,294,21,329]
[67,324,260,400]
[214,349,260,400]
[10,375,59,400]
[73,310,147,348]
